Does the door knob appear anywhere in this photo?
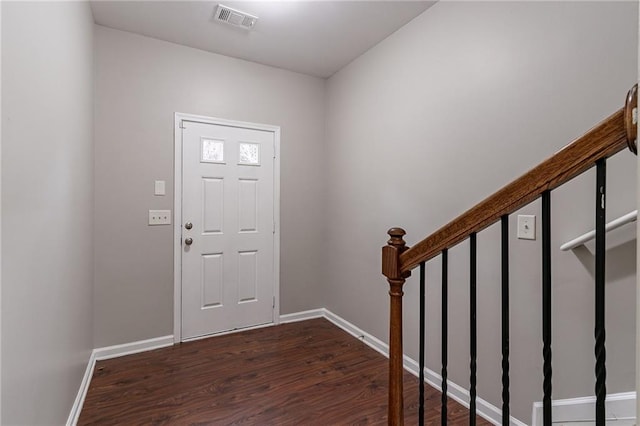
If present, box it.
[185,222,193,230]
[184,237,193,246]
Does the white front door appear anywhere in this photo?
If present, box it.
[180,120,276,340]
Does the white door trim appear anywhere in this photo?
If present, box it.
[173,113,281,343]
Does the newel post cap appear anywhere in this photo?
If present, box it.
[387,228,407,247]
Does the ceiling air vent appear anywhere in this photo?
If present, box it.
[215,4,258,30]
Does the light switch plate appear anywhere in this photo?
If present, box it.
[154,180,166,196]
[517,215,536,240]
[149,210,171,225]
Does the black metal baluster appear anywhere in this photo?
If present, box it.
[419,261,426,426]
[469,233,477,426]
[595,159,607,425]
[501,216,510,425]
[542,190,552,426]
[441,249,448,426]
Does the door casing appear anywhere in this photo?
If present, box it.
[173,113,281,343]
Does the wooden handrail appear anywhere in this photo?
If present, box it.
[382,84,637,426]
[400,107,630,274]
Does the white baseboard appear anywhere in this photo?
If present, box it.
[279,308,325,324]
[531,391,636,425]
[67,335,174,425]
[283,309,526,425]
[94,335,174,361]
[322,309,391,357]
[66,350,97,426]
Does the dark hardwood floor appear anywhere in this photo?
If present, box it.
[79,318,490,425]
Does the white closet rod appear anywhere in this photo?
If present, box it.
[560,210,637,251]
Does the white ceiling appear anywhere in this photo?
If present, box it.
[90,1,436,78]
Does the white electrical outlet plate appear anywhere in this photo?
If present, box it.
[154,180,166,196]
[149,209,171,225]
[517,215,536,240]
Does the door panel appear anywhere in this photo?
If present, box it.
[238,178,258,232]
[202,253,223,308]
[202,178,224,233]
[181,121,275,340]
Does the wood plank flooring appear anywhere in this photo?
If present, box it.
[79,318,490,425]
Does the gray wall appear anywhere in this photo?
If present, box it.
[325,1,637,422]
[1,2,95,424]
[93,26,326,347]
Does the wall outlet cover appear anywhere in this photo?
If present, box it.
[154,180,166,196]
[517,215,536,240]
[149,210,171,225]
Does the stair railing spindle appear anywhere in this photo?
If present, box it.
[542,191,552,426]
[419,262,426,426]
[441,249,449,426]
[469,233,477,426]
[594,159,607,425]
[501,215,510,425]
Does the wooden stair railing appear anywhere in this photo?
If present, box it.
[382,84,638,426]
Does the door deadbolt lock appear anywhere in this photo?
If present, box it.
[185,222,193,230]
[184,237,193,246]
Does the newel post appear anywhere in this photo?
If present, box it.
[382,228,411,426]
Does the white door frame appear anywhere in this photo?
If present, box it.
[173,113,281,343]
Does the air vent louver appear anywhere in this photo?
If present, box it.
[218,7,230,22]
[215,4,258,30]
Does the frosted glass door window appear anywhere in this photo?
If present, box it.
[239,143,260,165]
[202,139,224,163]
